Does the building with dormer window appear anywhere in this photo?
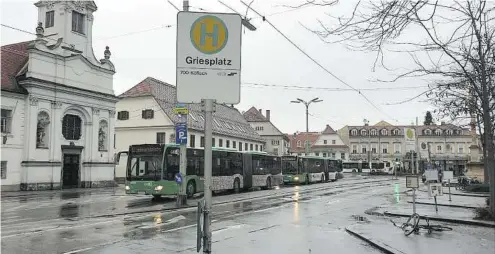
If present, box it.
[338,120,473,175]
[242,107,289,156]
[114,77,265,182]
[1,1,117,191]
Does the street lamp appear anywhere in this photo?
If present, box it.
[290,97,323,155]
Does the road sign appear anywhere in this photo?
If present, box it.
[175,172,183,184]
[176,11,242,104]
[175,123,188,144]
[174,107,189,115]
[406,175,419,188]
[428,183,443,197]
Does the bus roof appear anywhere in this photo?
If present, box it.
[299,155,325,159]
[243,151,269,155]
[163,143,238,152]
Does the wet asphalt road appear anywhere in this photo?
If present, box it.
[1,175,398,253]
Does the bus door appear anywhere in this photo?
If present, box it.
[242,153,253,189]
[323,159,330,181]
[114,151,128,183]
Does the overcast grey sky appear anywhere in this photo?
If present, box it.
[1,0,437,133]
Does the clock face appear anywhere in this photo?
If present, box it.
[421,143,427,149]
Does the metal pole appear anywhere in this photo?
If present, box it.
[183,0,189,11]
[434,195,438,212]
[177,0,189,208]
[413,188,416,214]
[202,99,215,254]
[394,163,400,180]
[448,179,452,201]
[305,103,309,155]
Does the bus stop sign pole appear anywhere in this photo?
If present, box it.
[202,99,215,254]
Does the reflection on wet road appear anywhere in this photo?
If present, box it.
[1,175,396,253]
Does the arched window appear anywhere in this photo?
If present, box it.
[62,114,82,140]
[424,129,432,135]
[350,129,358,136]
[446,129,453,135]
[435,129,442,136]
[360,129,367,136]
[98,120,108,151]
[380,129,388,136]
[36,111,50,148]
[370,129,378,136]
[297,140,302,147]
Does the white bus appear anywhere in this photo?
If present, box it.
[342,161,359,173]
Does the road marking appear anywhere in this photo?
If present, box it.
[61,239,124,254]
[1,219,121,239]
[212,224,246,235]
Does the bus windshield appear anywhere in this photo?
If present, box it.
[164,147,180,180]
[127,154,162,181]
[282,159,298,174]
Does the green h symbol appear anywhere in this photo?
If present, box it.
[200,23,219,47]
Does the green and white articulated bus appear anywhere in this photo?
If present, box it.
[117,143,283,198]
[282,155,342,185]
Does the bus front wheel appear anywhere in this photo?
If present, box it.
[264,177,272,190]
[233,178,241,194]
[186,180,196,198]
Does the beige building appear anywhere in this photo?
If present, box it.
[242,107,289,156]
[338,121,472,175]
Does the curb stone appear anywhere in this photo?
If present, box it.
[345,226,404,254]
[383,211,495,228]
[406,201,479,209]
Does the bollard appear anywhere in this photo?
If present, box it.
[448,179,452,202]
[412,188,417,214]
[434,196,438,212]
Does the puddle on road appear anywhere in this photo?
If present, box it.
[60,192,81,200]
[59,203,80,219]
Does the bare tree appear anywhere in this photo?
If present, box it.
[301,0,495,215]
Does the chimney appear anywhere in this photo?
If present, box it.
[259,108,262,114]
[266,110,271,121]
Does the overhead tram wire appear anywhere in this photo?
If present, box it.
[1,23,174,46]
[237,1,397,122]
[243,82,428,91]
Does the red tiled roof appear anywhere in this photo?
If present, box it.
[312,145,348,149]
[118,77,158,98]
[1,41,31,94]
[287,132,320,152]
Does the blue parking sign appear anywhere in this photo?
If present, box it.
[175,172,183,184]
[175,123,187,144]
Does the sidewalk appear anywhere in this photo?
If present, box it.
[410,183,489,197]
[372,190,494,227]
[346,217,495,254]
[409,188,487,209]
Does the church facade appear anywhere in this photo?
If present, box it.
[1,1,117,191]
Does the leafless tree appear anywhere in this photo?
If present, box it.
[300,0,495,215]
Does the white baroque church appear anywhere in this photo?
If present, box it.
[1,1,117,191]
